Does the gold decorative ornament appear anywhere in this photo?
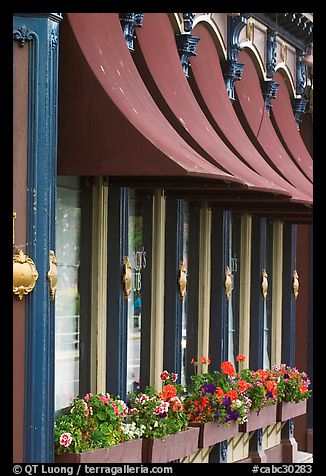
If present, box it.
[47,250,58,301]
[13,249,38,300]
[293,269,299,300]
[261,269,268,299]
[225,266,232,301]
[281,44,287,63]
[246,21,254,42]
[178,261,187,300]
[122,256,133,299]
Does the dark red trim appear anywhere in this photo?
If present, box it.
[135,13,289,196]
[235,50,312,202]
[57,14,238,184]
[272,71,313,182]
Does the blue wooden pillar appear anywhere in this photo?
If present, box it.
[281,224,298,462]
[13,13,62,463]
[248,217,267,463]
[106,187,129,400]
[209,210,231,463]
[163,198,185,378]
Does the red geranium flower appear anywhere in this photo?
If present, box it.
[221,361,236,377]
[236,354,246,362]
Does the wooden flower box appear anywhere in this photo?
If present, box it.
[141,427,200,463]
[189,420,238,448]
[239,404,277,432]
[55,438,143,463]
[276,400,307,422]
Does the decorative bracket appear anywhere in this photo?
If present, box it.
[178,260,187,301]
[296,49,307,96]
[291,97,308,129]
[13,249,39,300]
[13,25,34,47]
[182,13,195,32]
[119,13,144,51]
[292,269,299,300]
[224,266,232,301]
[266,28,277,78]
[222,14,248,100]
[261,79,280,115]
[175,33,200,77]
[47,250,58,301]
[261,268,268,300]
[122,256,133,299]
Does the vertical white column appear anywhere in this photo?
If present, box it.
[150,189,166,390]
[197,202,211,374]
[272,220,283,366]
[90,177,108,393]
[238,213,252,367]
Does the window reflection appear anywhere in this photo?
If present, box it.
[228,213,240,367]
[55,177,81,410]
[181,203,189,387]
[126,191,146,394]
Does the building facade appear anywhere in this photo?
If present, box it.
[13,12,313,463]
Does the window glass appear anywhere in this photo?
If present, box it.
[55,177,81,410]
[126,191,146,394]
[264,221,273,369]
[228,213,240,366]
[181,203,189,387]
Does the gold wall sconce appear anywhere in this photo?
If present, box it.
[261,268,268,300]
[225,266,232,301]
[13,249,39,300]
[178,261,187,301]
[13,212,39,300]
[47,250,58,301]
[122,256,132,299]
[293,269,299,300]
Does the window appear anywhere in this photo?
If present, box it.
[227,213,241,366]
[180,203,189,387]
[55,176,81,410]
[264,221,273,369]
[126,190,147,394]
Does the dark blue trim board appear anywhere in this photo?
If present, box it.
[13,13,61,463]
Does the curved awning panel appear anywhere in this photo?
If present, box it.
[134,13,290,196]
[272,70,313,182]
[189,23,311,206]
[235,50,313,202]
[57,13,239,184]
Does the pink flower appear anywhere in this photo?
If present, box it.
[140,394,149,403]
[99,395,109,405]
[160,371,169,381]
[171,373,178,383]
[129,408,139,415]
[59,433,72,447]
[83,393,93,402]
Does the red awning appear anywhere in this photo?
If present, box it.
[189,23,311,206]
[57,13,240,186]
[234,50,313,203]
[134,13,290,197]
[271,71,313,182]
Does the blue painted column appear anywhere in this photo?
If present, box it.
[13,13,62,463]
[163,198,185,378]
[106,187,129,400]
[248,217,267,463]
[209,210,231,463]
[281,224,298,462]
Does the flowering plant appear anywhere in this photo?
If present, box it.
[54,392,143,455]
[126,371,189,440]
[271,364,312,403]
[183,356,249,425]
